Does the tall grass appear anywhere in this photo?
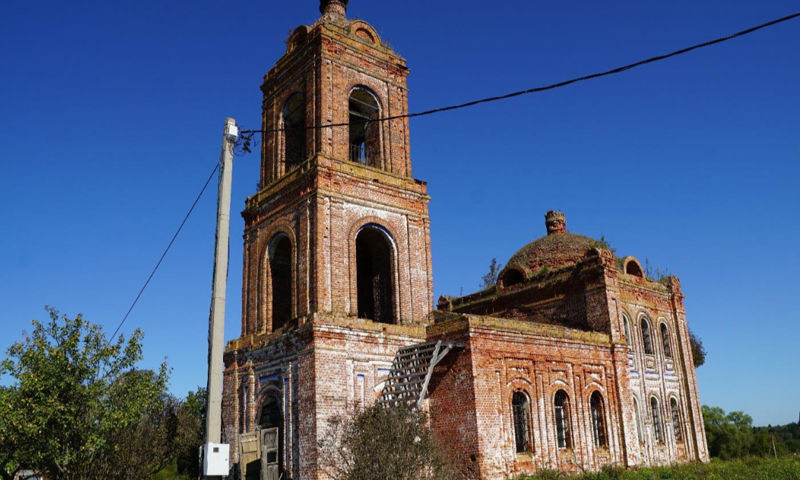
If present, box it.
[514,456,800,480]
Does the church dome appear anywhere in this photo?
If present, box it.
[501,211,599,283]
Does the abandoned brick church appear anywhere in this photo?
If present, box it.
[221,1,709,478]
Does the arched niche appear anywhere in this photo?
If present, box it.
[268,234,293,331]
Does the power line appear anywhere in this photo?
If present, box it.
[109,9,800,336]
[239,10,800,137]
[109,162,220,340]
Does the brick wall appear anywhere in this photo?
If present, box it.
[221,7,708,480]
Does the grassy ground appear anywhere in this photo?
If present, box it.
[514,456,800,480]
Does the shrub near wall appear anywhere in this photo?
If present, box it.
[514,456,800,480]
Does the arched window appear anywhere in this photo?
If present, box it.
[670,398,683,443]
[355,225,394,323]
[590,391,607,448]
[660,323,672,358]
[633,397,644,444]
[554,390,572,449]
[349,87,381,167]
[512,392,533,453]
[282,93,305,171]
[622,314,631,344]
[641,317,654,355]
[650,396,664,444]
[269,234,292,331]
[500,269,524,288]
[625,259,644,277]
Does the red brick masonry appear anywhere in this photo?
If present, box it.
[222,4,708,479]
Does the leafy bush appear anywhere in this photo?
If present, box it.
[318,403,458,480]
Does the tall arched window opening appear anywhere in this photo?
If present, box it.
[259,396,284,478]
[512,391,533,453]
[269,235,292,331]
[633,397,644,444]
[355,226,394,323]
[282,93,306,171]
[641,317,654,355]
[554,390,572,449]
[590,391,607,448]
[651,396,664,443]
[660,323,672,358]
[349,87,381,167]
[670,398,683,443]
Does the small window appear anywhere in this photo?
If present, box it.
[590,392,607,448]
[241,385,250,433]
[500,269,524,288]
[641,317,654,355]
[633,397,644,444]
[625,260,644,277]
[651,396,664,444]
[512,392,533,453]
[554,390,572,449]
[670,398,683,443]
[660,323,672,358]
[622,314,631,344]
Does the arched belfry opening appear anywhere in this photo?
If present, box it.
[348,87,381,167]
[269,234,292,331]
[355,225,395,323]
[282,93,305,172]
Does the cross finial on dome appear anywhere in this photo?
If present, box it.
[545,211,567,235]
[320,0,348,19]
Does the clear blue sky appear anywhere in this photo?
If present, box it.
[1,1,798,426]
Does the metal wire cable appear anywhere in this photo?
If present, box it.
[240,10,800,136]
[109,162,220,340]
[109,9,800,336]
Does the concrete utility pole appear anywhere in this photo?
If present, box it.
[203,117,238,478]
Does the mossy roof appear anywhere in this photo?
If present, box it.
[505,232,600,276]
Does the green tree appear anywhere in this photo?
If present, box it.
[0,307,170,480]
[174,387,206,478]
[703,405,755,459]
[690,329,706,368]
[0,386,22,480]
[479,258,502,289]
[102,371,179,479]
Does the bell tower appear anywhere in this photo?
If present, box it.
[240,0,433,336]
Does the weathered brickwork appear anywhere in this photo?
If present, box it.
[434,220,708,476]
[222,2,708,479]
